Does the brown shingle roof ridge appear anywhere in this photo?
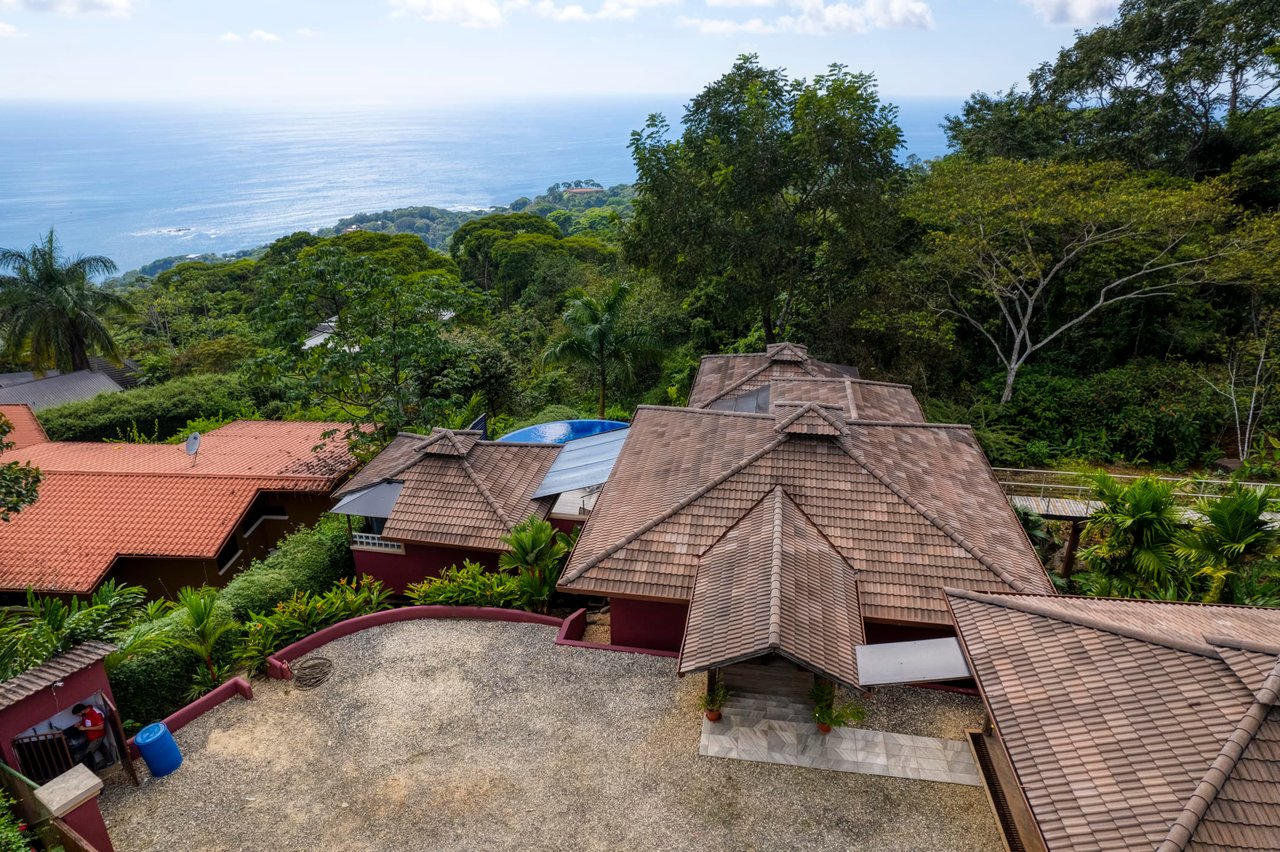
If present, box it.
[1156,656,1280,852]
[777,376,916,390]
[635,404,773,421]
[768,487,784,649]
[453,441,518,532]
[942,589,1225,658]
[1205,634,1280,656]
[559,432,791,586]
[477,440,562,448]
[693,359,775,408]
[846,420,969,429]
[836,437,1042,594]
[773,401,850,435]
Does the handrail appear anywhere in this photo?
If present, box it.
[991,468,1273,505]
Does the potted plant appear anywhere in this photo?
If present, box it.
[810,682,864,734]
[699,681,730,722]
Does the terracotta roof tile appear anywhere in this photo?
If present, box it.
[679,488,863,688]
[0,404,47,449]
[947,591,1280,852]
[0,420,360,593]
[560,406,1052,624]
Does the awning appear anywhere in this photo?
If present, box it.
[329,482,403,518]
[855,638,970,686]
[531,428,629,499]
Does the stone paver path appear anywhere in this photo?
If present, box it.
[700,694,982,786]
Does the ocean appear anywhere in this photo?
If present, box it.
[0,97,959,273]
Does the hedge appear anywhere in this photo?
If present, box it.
[218,516,354,621]
[39,373,256,442]
[109,518,354,725]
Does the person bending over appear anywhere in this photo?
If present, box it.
[72,703,107,769]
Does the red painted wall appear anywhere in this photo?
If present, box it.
[549,516,585,535]
[352,543,499,593]
[609,598,688,652]
[0,661,115,773]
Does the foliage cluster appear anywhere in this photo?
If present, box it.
[235,576,391,675]
[39,373,257,442]
[809,681,865,729]
[0,791,32,852]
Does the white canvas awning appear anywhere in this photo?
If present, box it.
[531,428,628,499]
[855,638,970,686]
[330,482,403,519]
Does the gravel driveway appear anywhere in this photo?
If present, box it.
[100,619,1002,852]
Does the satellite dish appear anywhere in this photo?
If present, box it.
[184,432,201,456]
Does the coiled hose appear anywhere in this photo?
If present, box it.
[291,656,333,689]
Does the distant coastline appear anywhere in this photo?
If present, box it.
[0,96,959,273]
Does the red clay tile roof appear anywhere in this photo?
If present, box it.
[679,487,864,688]
[0,404,47,449]
[339,429,562,552]
[559,405,1052,626]
[687,342,860,409]
[946,590,1280,852]
[0,420,359,593]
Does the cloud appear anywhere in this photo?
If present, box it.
[534,0,679,21]
[680,0,932,35]
[217,31,241,42]
[1019,0,1116,25]
[296,27,318,37]
[0,19,22,35]
[388,0,514,28]
[0,0,131,15]
[249,28,281,41]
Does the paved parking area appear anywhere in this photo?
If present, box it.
[101,619,1002,852]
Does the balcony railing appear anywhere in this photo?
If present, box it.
[351,532,404,554]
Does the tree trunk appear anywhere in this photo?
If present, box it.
[1000,362,1020,404]
[598,370,607,419]
[1060,521,1081,580]
[762,302,776,345]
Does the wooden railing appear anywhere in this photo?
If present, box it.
[991,468,1270,506]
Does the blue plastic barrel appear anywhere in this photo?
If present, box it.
[134,722,183,777]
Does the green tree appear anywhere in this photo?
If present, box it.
[0,413,40,522]
[542,281,658,417]
[1078,473,1187,597]
[172,587,238,686]
[499,515,572,614]
[626,55,904,344]
[261,246,477,440]
[448,213,560,291]
[0,229,133,372]
[1175,485,1279,603]
[904,158,1236,402]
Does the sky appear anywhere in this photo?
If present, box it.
[0,0,1122,105]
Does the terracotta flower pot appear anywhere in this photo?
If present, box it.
[705,709,722,722]
[817,722,832,734]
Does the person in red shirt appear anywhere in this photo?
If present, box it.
[72,703,106,769]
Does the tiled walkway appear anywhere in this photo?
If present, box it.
[699,694,982,786]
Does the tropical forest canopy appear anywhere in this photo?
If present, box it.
[1,0,1278,487]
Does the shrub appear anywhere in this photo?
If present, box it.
[235,576,392,675]
[499,516,573,614]
[218,517,354,621]
[405,561,521,609]
[109,643,202,728]
[39,374,256,442]
[0,791,33,852]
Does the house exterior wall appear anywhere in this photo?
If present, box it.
[352,543,499,593]
[0,661,115,774]
[609,598,688,652]
[549,515,586,535]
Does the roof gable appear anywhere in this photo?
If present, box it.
[679,488,863,688]
[948,591,1280,852]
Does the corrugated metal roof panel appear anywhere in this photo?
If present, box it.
[531,428,628,498]
[855,637,970,685]
[331,482,403,518]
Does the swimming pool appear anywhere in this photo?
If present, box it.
[497,419,629,445]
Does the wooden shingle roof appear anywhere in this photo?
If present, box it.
[559,405,1052,625]
[687,343,860,409]
[947,590,1280,852]
[679,488,864,688]
[340,429,562,552]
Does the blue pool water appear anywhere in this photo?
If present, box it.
[498,419,629,445]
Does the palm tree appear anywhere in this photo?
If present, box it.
[0,229,133,372]
[0,581,167,680]
[173,587,239,683]
[499,515,573,614]
[1078,472,1186,596]
[1175,484,1279,603]
[542,281,659,418]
